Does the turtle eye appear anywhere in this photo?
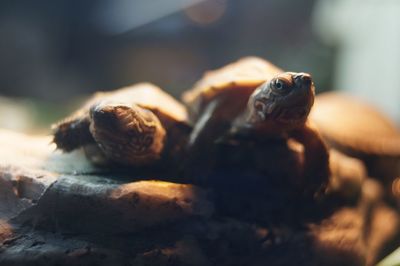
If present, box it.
[275,80,284,90]
[271,79,288,93]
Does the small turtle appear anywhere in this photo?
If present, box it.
[310,92,400,201]
[183,57,330,194]
[53,83,191,167]
[326,149,367,201]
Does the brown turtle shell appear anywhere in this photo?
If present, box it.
[310,92,400,156]
[182,57,282,121]
[83,83,188,124]
[53,83,189,153]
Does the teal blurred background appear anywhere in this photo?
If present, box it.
[0,0,399,133]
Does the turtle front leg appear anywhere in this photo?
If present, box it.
[52,111,95,151]
[185,100,233,182]
[289,121,330,197]
[89,101,166,166]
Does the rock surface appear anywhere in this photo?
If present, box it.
[0,129,399,266]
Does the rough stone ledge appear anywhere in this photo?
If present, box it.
[0,129,399,266]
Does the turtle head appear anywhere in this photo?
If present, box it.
[88,101,166,166]
[247,72,315,132]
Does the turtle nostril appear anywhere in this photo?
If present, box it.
[294,73,312,87]
[301,74,311,85]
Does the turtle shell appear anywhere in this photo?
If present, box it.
[53,83,189,152]
[310,92,400,156]
[83,83,188,125]
[182,57,283,121]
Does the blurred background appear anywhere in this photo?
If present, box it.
[0,0,399,133]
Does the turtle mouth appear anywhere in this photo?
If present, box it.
[253,97,310,124]
[274,106,309,123]
[270,83,313,124]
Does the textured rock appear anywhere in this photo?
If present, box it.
[17,176,213,234]
[0,129,399,266]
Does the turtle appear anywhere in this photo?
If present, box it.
[310,92,400,205]
[326,149,367,201]
[182,57,330,195]
[310,92,400,202]
[52,83,191,168]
